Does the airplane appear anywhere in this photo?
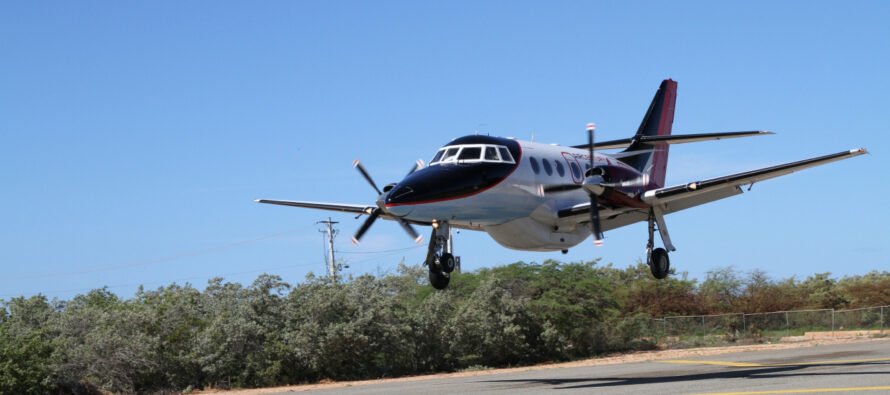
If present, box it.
[257,79,867,289]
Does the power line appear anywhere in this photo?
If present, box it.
[335,245,425,255]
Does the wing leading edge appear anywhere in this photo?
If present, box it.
[643,148,868,207]
[255,199,374,215]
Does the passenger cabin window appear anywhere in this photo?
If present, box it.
[542,159,553,175]
[529,156,540,174]
[428,144,516,166]
[555,160,565,177]
[570,162,582,179]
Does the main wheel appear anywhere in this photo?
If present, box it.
[649,247,670,279]
[429,269,450,290]
[440,253,456,273]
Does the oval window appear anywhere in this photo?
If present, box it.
[570,162,581,179]
[555,160,565,177]
[529,156,540,174]
[542,159,553,175]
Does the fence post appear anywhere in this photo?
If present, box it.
[663,318,667,338]
[742,313,747,336]
[831,309,835,337]
[702,316,706,337]
[785,311,790,338]
[881,306,884,334]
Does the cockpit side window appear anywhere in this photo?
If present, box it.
[484,146,499,160]
[441,147,460,162]
[430,149,445,164]
[498,147,514,163]
[429,144,515,166]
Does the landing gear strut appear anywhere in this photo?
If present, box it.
[646,207,675,279]
[426,221,459,289]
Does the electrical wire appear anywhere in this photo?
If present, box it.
[335,244,425,254]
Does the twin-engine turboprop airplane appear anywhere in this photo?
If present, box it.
[257,79,867,289]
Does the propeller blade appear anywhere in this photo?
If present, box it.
[397,218,423,244]
[587,123,604,246]
[587,123,596,170]
[353,159,382,195]
[590,195,604,246]
[406,159,425,177]
[351,208,381,244]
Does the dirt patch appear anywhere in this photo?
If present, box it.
[194,337,889,394]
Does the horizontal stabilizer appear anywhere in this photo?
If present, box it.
[573,130,773,151]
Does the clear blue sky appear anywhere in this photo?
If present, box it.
[2,1,887,301]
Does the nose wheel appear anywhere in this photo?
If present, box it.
[426,222,459,290]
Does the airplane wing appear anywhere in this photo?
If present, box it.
[642,148,868,212]
[559,148,867,228]
[255,199,374,215]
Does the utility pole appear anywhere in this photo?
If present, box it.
[317,217,339,278]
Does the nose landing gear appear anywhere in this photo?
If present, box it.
[426,221,459,290]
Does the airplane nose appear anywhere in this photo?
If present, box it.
[384,184,415,216]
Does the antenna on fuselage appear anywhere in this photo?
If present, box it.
[475,123,487,136]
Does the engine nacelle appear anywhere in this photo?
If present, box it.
[585,164,643,184]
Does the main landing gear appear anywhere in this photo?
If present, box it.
[426,221,459,290]
[646,207,676,279]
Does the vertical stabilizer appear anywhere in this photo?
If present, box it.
[621,79,677,189]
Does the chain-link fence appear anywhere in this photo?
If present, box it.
[644,305,888,346]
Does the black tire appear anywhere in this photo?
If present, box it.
[441,253,456,273]
[429,269,450,290]
[649,247,670,279]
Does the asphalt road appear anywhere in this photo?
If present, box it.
[279,339,890,394]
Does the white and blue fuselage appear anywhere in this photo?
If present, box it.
[384,135,645,251]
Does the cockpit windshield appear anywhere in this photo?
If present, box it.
[428,144,516,166]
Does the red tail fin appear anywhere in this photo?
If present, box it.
[621,79,677,188]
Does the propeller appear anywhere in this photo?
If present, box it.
[350,159,423,245]
[587,123,604,246]
[541,124,605,245]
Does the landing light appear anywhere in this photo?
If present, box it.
[432,219,439,229]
